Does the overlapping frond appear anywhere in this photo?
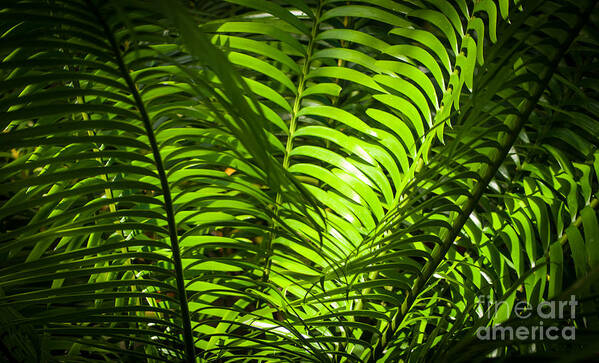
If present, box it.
[0,0,299,360]
[1,0,599,362]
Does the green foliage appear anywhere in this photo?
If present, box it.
[1,0,599,361]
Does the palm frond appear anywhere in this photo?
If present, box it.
[1,0,599,362]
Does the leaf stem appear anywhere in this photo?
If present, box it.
[86,2,195,361]
[263,1,323,283]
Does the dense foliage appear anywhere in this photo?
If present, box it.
[1,0,599,361]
